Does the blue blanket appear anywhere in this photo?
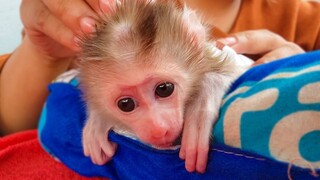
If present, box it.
[39,51,320,179]
[214,50,320,169]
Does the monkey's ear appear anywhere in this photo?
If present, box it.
[181,7,207,48]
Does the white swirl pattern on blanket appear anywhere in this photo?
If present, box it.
[214,61,320,168]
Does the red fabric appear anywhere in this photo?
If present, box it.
[0,130,104,179]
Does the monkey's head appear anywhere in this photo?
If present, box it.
[78,0,212,147]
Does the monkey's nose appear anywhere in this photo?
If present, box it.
[151,125,169,139]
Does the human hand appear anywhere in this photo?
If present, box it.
[218,29,305,65]
[19,0,117,60]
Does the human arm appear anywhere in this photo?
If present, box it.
[0,0,109,135]
[0,36,72,135]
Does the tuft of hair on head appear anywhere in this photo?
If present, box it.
[79,0,212,66]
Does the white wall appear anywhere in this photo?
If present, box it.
[0,0,23,54]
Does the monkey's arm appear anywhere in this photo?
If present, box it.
[179,72,231,173]
[179,45,252,173]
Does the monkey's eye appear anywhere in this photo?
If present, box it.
[117,98,137,112]
[155,82,174,98]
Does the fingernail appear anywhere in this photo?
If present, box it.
[219,36,237,46]
[80,17,97,34]
[216,41,226,50]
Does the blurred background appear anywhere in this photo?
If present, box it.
[0,0,23,54]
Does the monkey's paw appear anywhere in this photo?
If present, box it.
[82,116,118,165]
[179,110,213,173]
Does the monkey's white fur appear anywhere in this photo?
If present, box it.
[79,0,252,173]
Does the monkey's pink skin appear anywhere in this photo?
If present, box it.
[82,112,118,165]
[79,0,248,172]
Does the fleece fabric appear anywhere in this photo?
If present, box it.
[39,51,320,179]
[0,130,103,179]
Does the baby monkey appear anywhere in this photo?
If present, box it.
[79,0,248,173]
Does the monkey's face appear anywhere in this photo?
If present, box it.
[102,68,190,148]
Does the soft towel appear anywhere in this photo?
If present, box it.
[0,130,103,179]
[39,51,320,179]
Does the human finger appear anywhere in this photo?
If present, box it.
[253,42,304,65]
[86,0,117,15]
[20,0,79,52]
[219,29,287,55]
[42,0,99,36]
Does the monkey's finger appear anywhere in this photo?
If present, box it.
[253,43,304,66]
[185,150,197,173]
[179,119,192,160]
[83,133,93,158]
[92,150,107,165]
[196,147,209,174]
[179,117,196,160]
[195,120,212,173]
[99,139,118,159]
[179,147,186,159]
[183,120,200,172]
[90,138,109,165]
[83,136,90,157]
[42,0,98,36]
[179,130,187,159]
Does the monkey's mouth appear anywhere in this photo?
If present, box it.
[154,142,173,148]
[152,143,180,150]
[150,134,182,149]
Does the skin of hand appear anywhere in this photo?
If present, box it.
[218,29,305,65]
[20,0,102,59]
[0,0,112,135]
